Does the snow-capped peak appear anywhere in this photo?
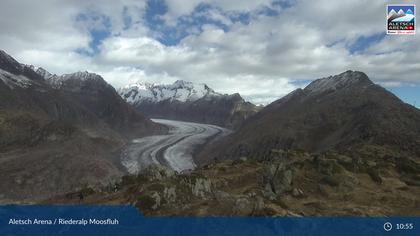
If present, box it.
[22,65,55,80]
[304,70,372,95]
[119,80,221,104]
[35,67,54,79]
[60,71,102,81]
[397,9,405,15]
[30,69,105,89]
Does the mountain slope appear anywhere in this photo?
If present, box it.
[0,50,164,201]
[198,70,420,164]
[119,81,259,129]
[34,70,165,139]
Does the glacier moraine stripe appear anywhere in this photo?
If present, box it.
[121,119,231,173]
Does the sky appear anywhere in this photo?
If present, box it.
[0,0,419,106]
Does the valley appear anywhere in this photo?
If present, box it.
[1,49,419,217]
[122,119,231,173]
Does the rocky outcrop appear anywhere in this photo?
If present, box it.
[263,163,293,198]
[45,149,420,216]
[191,178,212,199]
[142,164,176,181]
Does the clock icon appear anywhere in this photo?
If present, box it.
[384,222,393,231]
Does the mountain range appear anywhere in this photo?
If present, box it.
[2,49,420,216]
[118,81,260,129]
[43,69,420,217]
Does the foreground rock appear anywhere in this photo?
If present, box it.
[44,150,420,216]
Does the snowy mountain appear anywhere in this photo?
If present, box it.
[119,80,221,104]
[119,80,259,129]
[27,66,109,90]
[0,50,45,89]
[397,9,405,15]
[26,66,164,139]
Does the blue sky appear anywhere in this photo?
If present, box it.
[389,85,420,108]
[0,0,418,106]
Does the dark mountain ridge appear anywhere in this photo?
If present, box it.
[35,70,165,139]
[0,50,165,201]
[198,70,420,164]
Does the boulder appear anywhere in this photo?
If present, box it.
[263,183,277,200]
[191,178,212,199]
[150,192,161,210]
[163,186,177,203]
[214,190,233,202]
[253,196,265,213]
[232,197,253,215]
[263,162,293,196]
[292,188,304,198]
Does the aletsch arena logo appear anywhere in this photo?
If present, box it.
[387,4,416,34]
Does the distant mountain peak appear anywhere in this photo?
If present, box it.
[304,70,373,95]
[173,79,192,87]
[60,71,103,81]
[119,80,221,104]
[0,51,46,89]
[30,68,106,89]
[118,79,258,129]
[35,67,55,79]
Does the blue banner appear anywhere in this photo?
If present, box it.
[0,205,418,236]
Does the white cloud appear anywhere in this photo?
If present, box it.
[0,0,419,105]
[98,67,181,88]
[162,0,273,23]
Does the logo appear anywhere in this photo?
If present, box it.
[387,4,415,34]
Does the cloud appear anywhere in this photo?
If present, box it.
[162,0,274,23]
[0,0,419,105]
